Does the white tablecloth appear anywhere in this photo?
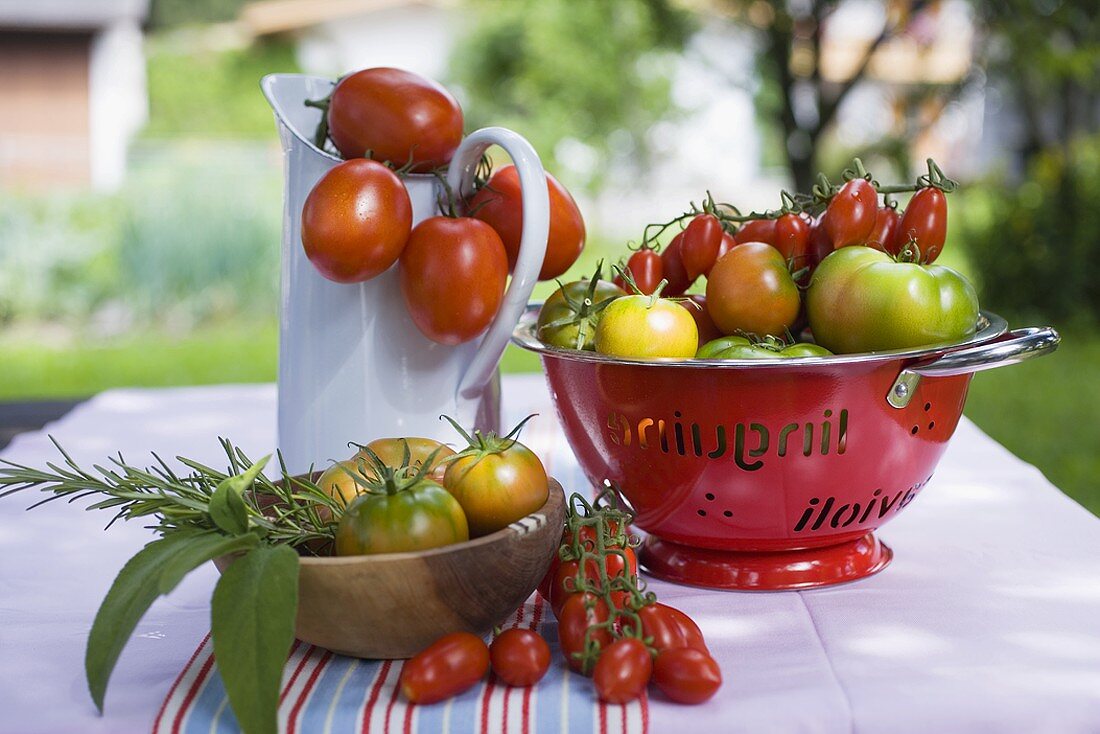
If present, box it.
[1,377,1099,733]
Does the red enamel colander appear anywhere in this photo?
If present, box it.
[512,307,1059,590]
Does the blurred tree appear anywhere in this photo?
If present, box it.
[972,0,1100,170]
[449,0,693,187]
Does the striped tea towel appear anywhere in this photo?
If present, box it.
[153,593,647,734]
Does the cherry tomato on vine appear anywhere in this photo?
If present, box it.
[773,213,811,268]
[705,242,801,338]
[825,178,878,248]
[399,216,508,345]
[328,67,463,171]
[301,159,412,284]
[593,638,652,704]
[680,214,723,280]
[659,234,694,296]
[400,632,490,704]
[558,593,612,675]
[733,218,776,245]
[443,418,549,537]
[713,231,737,266]
[807,213,834,269]
[686,295,723,346]
[867,205,900,253]
[616,247,663,295]
[595,292,698,359]
[652,648,722,705]
[489,628,551,687]
[894,187,947,263]
[638,603,708,654]
[469,165,586,280]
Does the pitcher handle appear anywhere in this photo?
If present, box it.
[447,127,550,399]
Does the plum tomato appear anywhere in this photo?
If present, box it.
[537,266,625,351]
[680,214,723,280]
[616,247,663,295]
[593,638,652,704]
[772,213,811,269]
[353,437,455,484]
[659,234,694,296]
[400,632,490,704]
[733,217,776,245]
[443,419,549,537]
[399,216,508,345]
[469,165,586,280]
[704,242,801,338]
[714,230,737,266]
[894,187,947,263]
[696,336,831,359]
[807,245,978,353]
[638,603,707,654]
[558,593,612,674]
[807,212,834,269]
[327,67,463,171]
[335,477,468,555]
[490,628,551,687]
[825,178,878,247]
[300,159,412,283]
[594,294,698,359]
[867,205,900,253]
[652,648,722,705]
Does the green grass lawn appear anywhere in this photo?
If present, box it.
[0,322,1093,516]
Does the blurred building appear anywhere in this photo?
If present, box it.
[240,0,459,80]
[0,0,149,191]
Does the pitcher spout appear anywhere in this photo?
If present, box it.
[261,73,341,162]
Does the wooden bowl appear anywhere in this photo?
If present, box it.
[216,479,565,659]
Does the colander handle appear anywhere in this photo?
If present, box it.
[887,326,1060,408]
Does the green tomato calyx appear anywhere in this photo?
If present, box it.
[340,441,446,497]
[537,260,618,350]
[442,413,535,462]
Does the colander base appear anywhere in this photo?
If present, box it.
[640,533,893,591]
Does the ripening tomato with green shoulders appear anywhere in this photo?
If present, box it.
[353,437,455,484]
[595,290,698,359]
[705,242,801,338]
[806,246,978,354]
[696,336,831,359]
[537,261,625,351]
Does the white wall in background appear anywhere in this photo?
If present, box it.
[88,18,148,191]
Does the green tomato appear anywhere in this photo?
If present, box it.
[595,296,698,359]
[807,246,978,354]
[335,479,469,555]
[696,336,832,359]
[537,277,625,350]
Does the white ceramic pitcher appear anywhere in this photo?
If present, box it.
[262,74,549,474]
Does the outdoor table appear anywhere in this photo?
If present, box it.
[2,375,1099,733]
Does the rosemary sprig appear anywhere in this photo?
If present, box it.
[0,436,342,554]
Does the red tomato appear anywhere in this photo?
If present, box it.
[399,216,508,345]
[558,593,612,674]
[686,295,723,346]
[705,242,801,337]
[469,165,585,280]
[713,231,737,265]
[825,178,878,247]
[638,603,707,654]
[867,206,900,253]
[773,213,811,269]
[652,648,722,705]
[733,218,776,245]
[618,247,663,295]
[660,234,694,296]
[327,68,463,171]
[300,159,412,283]
[680,214,722,280]
[894,187,947,263]
[593,638,652,704]
[489,628,550,687]
[400,632,490,704]
[807,212,834,269]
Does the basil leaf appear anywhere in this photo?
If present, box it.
[85,529,204,711]
[156,531,260,594]
[211,544,299,734]
[208,455,269,535]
